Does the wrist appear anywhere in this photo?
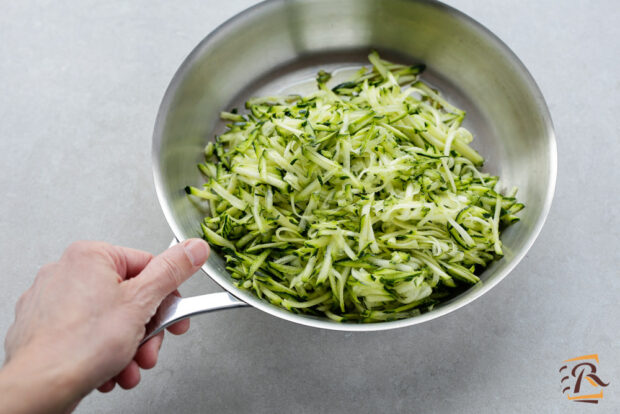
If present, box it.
[0,344,87,414]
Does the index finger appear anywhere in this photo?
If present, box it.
[110,246,154,280]
[60,241,154,281]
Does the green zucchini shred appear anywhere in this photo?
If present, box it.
[187,52,523,322]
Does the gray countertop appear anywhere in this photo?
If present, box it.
[1,1,618,413]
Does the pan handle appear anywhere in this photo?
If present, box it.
[141,291,247,344]
[140,239,248,345]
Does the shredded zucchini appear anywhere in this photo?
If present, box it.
[186,52,523,322]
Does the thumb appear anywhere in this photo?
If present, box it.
[130,239,210,305]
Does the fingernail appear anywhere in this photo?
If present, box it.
[183,239,210,267]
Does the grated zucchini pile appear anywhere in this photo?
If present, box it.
[186,52,523,322]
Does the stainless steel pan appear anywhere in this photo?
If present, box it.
[146,0,556,339]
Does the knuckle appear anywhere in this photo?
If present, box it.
[63,240,110,260]
[38,262,59,275]
[15,290,30,311]
[65,240,90,255]
[34,262,60,283]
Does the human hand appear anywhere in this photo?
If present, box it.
[1,239,209,414]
